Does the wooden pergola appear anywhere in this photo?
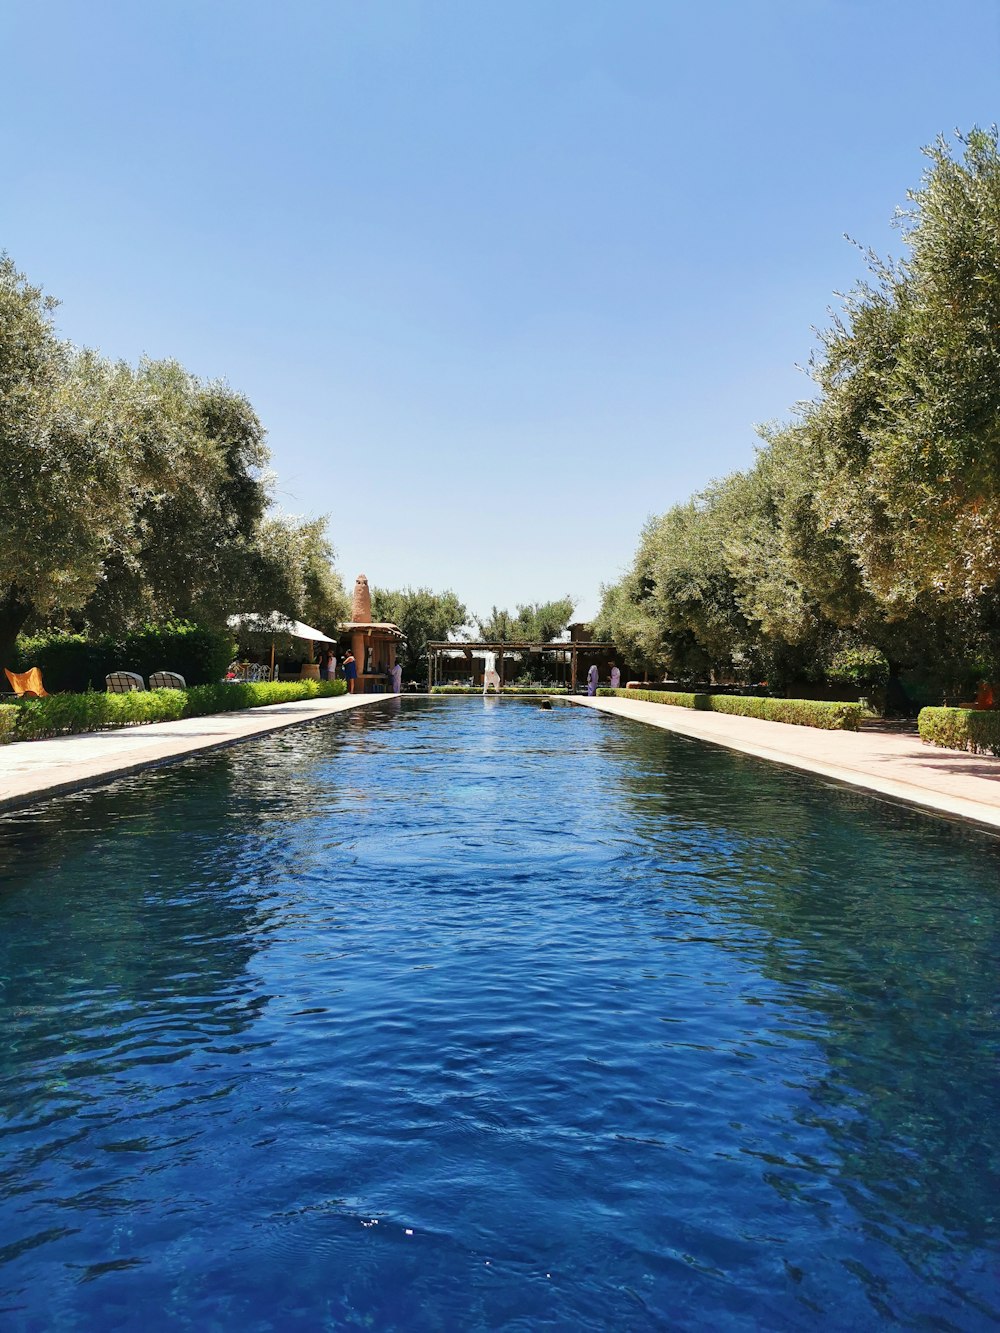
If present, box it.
[425,640,613,692]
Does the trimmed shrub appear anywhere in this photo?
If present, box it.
[12,622,236,692]
[183,680,346,716]
[431,685,568,695]
[596,687,863,731]
[918,707,1000,756]
[13,689,188,740]
[598,688,703,709]
[0,704,19,744]
[3,678,347,743]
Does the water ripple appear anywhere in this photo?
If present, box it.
[0,698,997,1330]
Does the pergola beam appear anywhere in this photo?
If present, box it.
[425,640,615,693]
[425,641,611,652]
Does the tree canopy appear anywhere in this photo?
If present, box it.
[371,586,468,678]
[474,597,575,643]
[598,129,1000,701]
[0,253,349,663]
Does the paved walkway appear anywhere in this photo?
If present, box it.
[571,695,1000,832]
[0,693,394,812]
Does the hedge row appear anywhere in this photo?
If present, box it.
[11,622,236,693]
[918,707,1000,756]
[0,705,18,743]
[597,687,863,731]
[431,685,569,695]
[1,679,347,743]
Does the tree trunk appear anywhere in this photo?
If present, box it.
[0,587,35,673]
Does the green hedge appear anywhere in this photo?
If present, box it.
[11,622,236,693]
[431,685,568,695]
[0,704,19,743]
[2,678,347,743]
[918,707,1000,756]
[597,687,863,731]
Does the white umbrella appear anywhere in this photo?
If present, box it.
[227,611,337,678]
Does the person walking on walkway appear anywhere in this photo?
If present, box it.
[587,663,599,696]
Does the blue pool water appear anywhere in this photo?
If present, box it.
[0,698,997,1330]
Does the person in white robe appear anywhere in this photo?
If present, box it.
[482,650,501,695]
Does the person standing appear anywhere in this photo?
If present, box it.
[318,646,331,681]
[343,651,357,693]
[391,662,402,694]
[587,663,599,696]
[482,650,501,695]
[610,663,621,690]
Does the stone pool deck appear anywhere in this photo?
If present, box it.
[571,694,1000,832]
[0,692,394,812]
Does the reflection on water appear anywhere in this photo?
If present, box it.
[0,698,996,1331]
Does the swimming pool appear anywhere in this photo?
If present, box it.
[0,698,997,1329]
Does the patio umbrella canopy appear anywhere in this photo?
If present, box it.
[227,611,336,644]
[226,611,337,679]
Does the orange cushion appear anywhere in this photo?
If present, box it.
[4,666,48,698]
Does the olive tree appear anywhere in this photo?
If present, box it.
[0,257,142,663]
[371,587,468,678]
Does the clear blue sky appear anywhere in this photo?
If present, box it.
[2,1,997,623]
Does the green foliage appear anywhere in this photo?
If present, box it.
[0,258,142,653]
[813,128,1000,605]
[251,515,349,635]
[474,598,574,643]
[598,688,702,707]
[826,645,890,687]
[12,622,235,691]
[182,679,346,716]
[0,704,19,743]
[13,689,189,740]
[918,706,1000,756]
[597,688,863,730]
[0,252,350,664]
[599,129,1000,696]
[371,587,468,676]
[3,677,347,742]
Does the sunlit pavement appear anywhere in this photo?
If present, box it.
[571,694,1000,832]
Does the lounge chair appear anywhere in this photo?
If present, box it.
[4,666,49,698]
[149,671,186,690]
[106,671,146,693]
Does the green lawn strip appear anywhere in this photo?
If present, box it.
[3,679,347,742]
[918,707,1000,756]
[597,687,863,731]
